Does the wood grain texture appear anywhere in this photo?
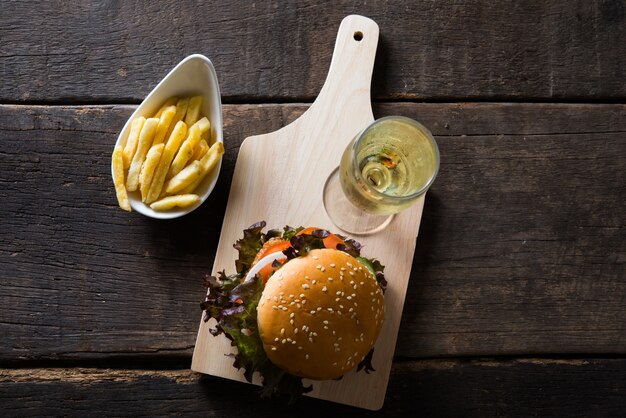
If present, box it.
[1,0,625,103]
[1,359,624,417]
[0,103,624,362]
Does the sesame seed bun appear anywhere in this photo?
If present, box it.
[256,248,385,380]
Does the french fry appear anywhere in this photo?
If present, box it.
[164,161,202,194]
[201,127,211,144]
[150,194,200,211]
[152,105,176,145]
[139,143,164,201]
[126,118,159,192]
[154,97,177,118]
[184,96,203,125]
[112,145,131,211]
[191,139,209,161]
[181,141,224,194]
[164,97,190,143]
[122,116,146,169]
[145,121,188,204]
[167,117,210,180]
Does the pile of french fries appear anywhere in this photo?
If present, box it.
[112,96,224,212]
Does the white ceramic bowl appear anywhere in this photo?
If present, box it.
[113,54,224,219]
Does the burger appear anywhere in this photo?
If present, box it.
[201,221,386,399]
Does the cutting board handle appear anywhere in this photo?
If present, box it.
[310,15,379,121]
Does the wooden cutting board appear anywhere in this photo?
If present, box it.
[192,15,425,410]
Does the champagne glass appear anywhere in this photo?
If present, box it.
[323,116,440,235]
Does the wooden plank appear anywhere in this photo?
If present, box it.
[0,103,624,361]
[1,1,625,103]
[1,359,624,416]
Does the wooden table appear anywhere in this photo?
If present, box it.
[1,1,624,416]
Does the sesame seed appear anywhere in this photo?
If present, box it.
[298,346,303,350]
[360,281,364,285]
[310,310,316,314]
[349,271,355,276]
[280,328,285,335]
[309,337,314,343]
[349,307,354,312]
[294,328,298,334]
[302,300,307,305]
[323,320,329,324]
[347,296,352,300]
[335,298,340,302]
[324,326,328,330]
[317,307,322,311]
[271,347,277,351]
[281,306,288,311]
[273,296,278,302]
[330,263,336,267]
[341,267,346,271]
[327,307,334,312]
[353,285,357,289]
[333,362,337,366]
[281,339,286,344]
[302,284,310,289]
[305,354,310,360]
[322,286,328,292]
[334,343,339,347]
[353,267,358,271]
[312,279,317,284]
[289,294,294,299]
[272,306,278,310]
[339,304,344,309]
[265,296,270,301]
[313,256,319,260]
[296,303,301,308]
[290,319,294,325]
[274,337,279,342]
[290,301,295,305]
[328,277,334,282]
[312,332,318,336]
[347,262,353,267]
[350,280,355,285]
[316,265,322,269]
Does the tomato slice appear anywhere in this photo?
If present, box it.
[296,227,346,250]
[257,240,291,282]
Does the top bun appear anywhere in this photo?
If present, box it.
[256,248,384,380]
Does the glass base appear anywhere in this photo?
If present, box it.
[323,168,394,235]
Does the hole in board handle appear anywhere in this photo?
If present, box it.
[354,31,363,41]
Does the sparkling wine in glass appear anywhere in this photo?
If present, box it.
[323,116,440,234]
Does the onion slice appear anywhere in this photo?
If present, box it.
[244,251,286,283]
